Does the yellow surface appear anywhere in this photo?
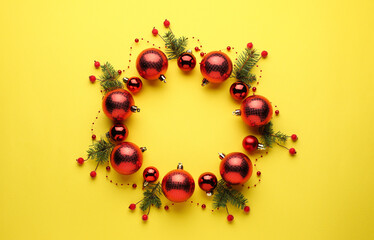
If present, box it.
[0,0,373,239]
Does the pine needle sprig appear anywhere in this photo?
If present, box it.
[213,179,248,210]
[259,121,289,148]
[162,31,188,60]
[232,48,260,86]
[98,62,123,92]
[139,183,163,211]
[86,136,115,164]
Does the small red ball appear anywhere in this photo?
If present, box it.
[195,47,200,51]
[143,167,159,183]
[242,135,259,152]
[261,51,268,58]
[227,46,231,51]
[289,148,296,155]
[118,70,122,75]
[200,52,205,57]
[247,42,253,49]
[244,206,250,212]
[106,166,111,171]
[132,183,137,189]
[90,171,97,178]
[198,172,218,195]
[129,204,136,210]
[201,204,206,209]
[177,52,196,72]
[126,77,143,93]
[164,205,169,210]
[275,110,279,115]
[227,215,234,221]
[135,38,139,43]
[109,124,128,143]
[142,214,148,221]
[291,134,298,141]
[94,61,100,69]
[77,157,84,165]
[230,81,249,101]
[252,87,257,92]
[164,19,170,28]
[89,75,96,83]
[152,28,158,36]
[91,134,96,140]
[257,171,261,176]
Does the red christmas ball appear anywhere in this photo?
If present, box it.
[227,215,234,221]
[242,135,259,152]
[94,61,100,68]
[89,75,96,83]
[236,95,273,127]
[162,164,195,202]
[164,19,170,28]
[110,142,144,175]
[102,89,138,122]
[129,203,136,210]
[198,172,218,196]
[109,124,128,143]
[289,148,297,155]
[90,171,97,178]
[230,81,249,101]
[177,52,196,72]
[152,28,158,36]
[77,157,84,165]
[247,42,253,49]
[142,214,148,221]
[291,134,298,141]
[124,77,143,93]
[143,166,159,183]
[219,152,253,185]
[136,48,168,81]
[261,51,268,58]
[200,51,232,85]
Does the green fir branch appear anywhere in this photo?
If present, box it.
[213,179,247,210]
[140,183,163,211]
[232,48,260,86]
[259,121,289,148]
[86,136,115,164]
[162,31,188,60]
[98,62,123,92]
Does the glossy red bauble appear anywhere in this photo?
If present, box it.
[136,48,168,81]
[162,164,195,202]
[219,152,253,185]
[235,95,273,127]
[200,51,232,85]
[242,135,259,152]
[143,166,159,183]
[230,81,249,101]
[177,52,196,72]
[109,124,128,143]
[198,172,218,196]
[124,77,143,93]
[110,142,145,175]
[102,89,138,122]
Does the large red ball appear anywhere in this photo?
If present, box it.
[110,142,143,175]
[102,89,135,122]
[219,152,253,185]
[136,48,168,80]
[240,95,273,127]
[200,51,232,83]
[162,169,195,202]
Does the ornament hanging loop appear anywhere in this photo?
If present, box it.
[159,74,166,83]
[140,147,147,152]
[233,109,241,116]
[218,153,226,160]
[177,163,183,169]
[131,106,141,113]
[257,143,265,150]
[201,78,209,87]
[123,77,129,83]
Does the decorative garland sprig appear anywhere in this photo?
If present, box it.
[86,136,115,164]
[98,62,123,92]
[161,30,188,60]
[213,179,248,210]
[232,48,260,86]
[259,121,292,149]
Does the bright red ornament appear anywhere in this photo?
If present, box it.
[152,28,158,36]
[177,52,196,72]
[201,204,206,209]
[247,42,253,49]
[230,81,249,101]
[106,166,110,171]
[142,214,148,221]
[289,148,296,155]
[109,123,128,143]
[219,152,253,185]
[227,215,234,221]
[136,48,168,82]
[198,172,218,196]
[89,75,96,83]
[110,142,146,175]
[261,51,268,58]
[129,203,136,210]
[291,134,298,141]
[233,95,273,127]
[200,51,232,86]
[242,135,264,152]
[94,61,100,69]
[77,157,84,165]
[164,19,170,28]
[90,171,97,178]
[162,163,195,202]
[102,89,139,122]
[123,77,143,93]
[143,166,159,187]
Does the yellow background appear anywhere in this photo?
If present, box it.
[1,0,373,239]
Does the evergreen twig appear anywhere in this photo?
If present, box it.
[162,31,188,60]
[86,136,115,164]
[258,121,289,148]
[232,48,260,86]
[98,62,123,92]
[139,183,163,212]
[213,179,247,210]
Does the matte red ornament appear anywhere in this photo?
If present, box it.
[233,95,273,127]
[198,172,218,196]
[90,171,97,178]
[261,50,268,58]
[177,52,196,72]
[152,28,158,36]
[289,148,297,155]
[230,81,249,101]
[102,89,139,122]
[76,157,84,165]
[136,48,168,82]
[143,166,159,187]
[123,77,143,93]
[162,163,195,202]
[242,135,264,152]
[94,61,100,68]
[247,42,253,49]
[89,75,96,83]
[291,134,298,141]
[200,51,232,86]
[219,152,253,185]
[164,19,170,28]
[110,142,146,175]
[109,124,128,143]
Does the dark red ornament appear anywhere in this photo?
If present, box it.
[91,134,96,140]
[123,77,143,93]
[177,52,196,72]
[102,89,139,122]
[109,123,128,143]
[110,142,146,175]
[230,81,249,101]
[162,163,195,202]
[233,95,273,127]
[275,110,279,115]
[143,166,159,187]
[252,87,257,92]
[198,172,218,196]
[219,152,253,185]
[200,51,232,86]
[242,135,264,152]
[136,48,168,82]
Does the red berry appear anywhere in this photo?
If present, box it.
[195,47,200,51]
[106,166,110,171]
[118,70,122,75]
[200,52,205,57]
[94,61,100,69]
[164,19,170,28]
[247,42,253,49]
[227,46,231,51]
[142,214,148,221]
[164,205,169,210]
[129,204,136,210]
[275,110,279,115]
[132,183,137,189]
[91,134,96,140]
[261,51,268,58]
[77,157,84,165]
[289,148,297,155]
[201,204,206,209]
[135,38,139,43]
[244,206,250,213]
[252,87,257,92]
[257,171,261,176]
[227,215,234,221]
[89,75,96,83]
[291,134,298,141]
[90,171,97,178]
[152,28,158,36]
